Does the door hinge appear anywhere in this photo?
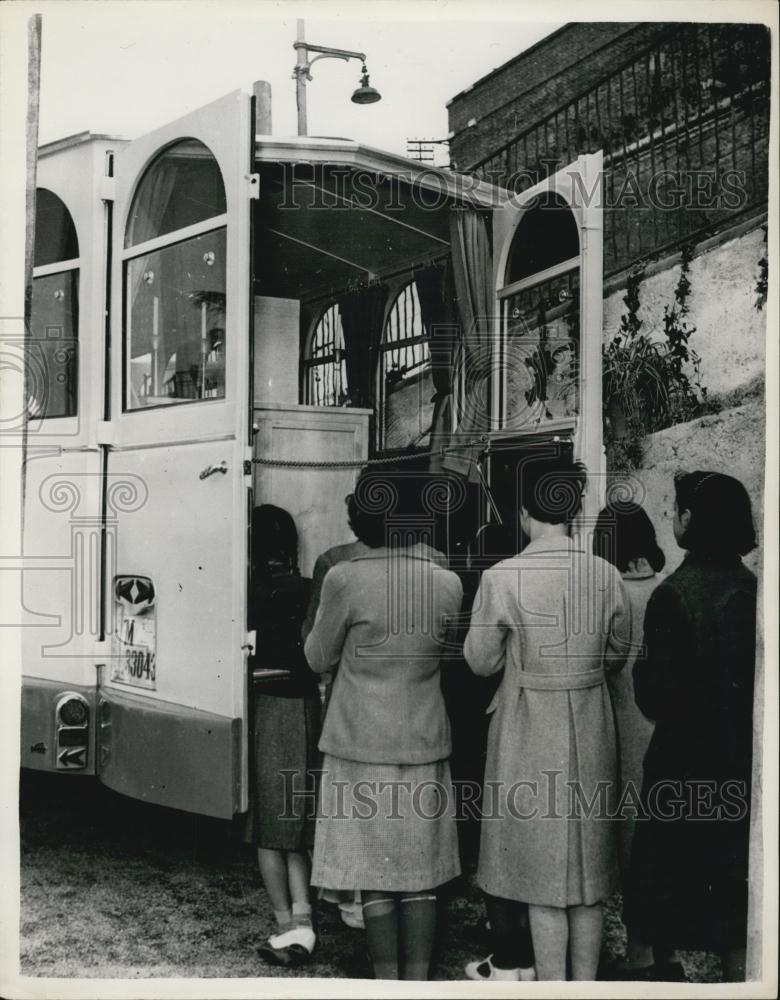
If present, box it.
[243,459,253,476]
[247,173,260,200]
[100,177,116,202]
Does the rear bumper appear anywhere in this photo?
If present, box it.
[21,676,96,774]
[97,686,242,819]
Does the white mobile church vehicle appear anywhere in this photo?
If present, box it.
[21,84,604,818]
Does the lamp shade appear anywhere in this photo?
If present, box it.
[351,70,381,105]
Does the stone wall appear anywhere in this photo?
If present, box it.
[603,223,768,398]
[619,398,765,579]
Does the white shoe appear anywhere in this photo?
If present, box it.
[268,925,316,953]
[465,955,536,981]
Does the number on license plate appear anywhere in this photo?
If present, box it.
[111,608,157,690]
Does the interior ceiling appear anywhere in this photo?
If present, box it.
[254,163,452,302]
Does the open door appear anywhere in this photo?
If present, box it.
[488,152,604,533]
[99,91,255,817]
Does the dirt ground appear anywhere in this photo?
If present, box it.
[19,770,722,983]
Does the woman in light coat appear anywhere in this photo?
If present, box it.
[305,469,463,980]
[464,456,630,981]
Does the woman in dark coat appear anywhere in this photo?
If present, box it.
[625,471,757,982]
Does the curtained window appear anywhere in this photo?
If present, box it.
[28,189,79,419]
[123,140,227,410]
[338,283,388,409]
[444,208,494,478]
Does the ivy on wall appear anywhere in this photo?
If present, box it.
[603,245,709,473]
[755,225,768,311]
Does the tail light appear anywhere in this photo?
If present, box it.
[55,693,89,769]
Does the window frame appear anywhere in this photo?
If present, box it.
[376,279,433,454]
[121,141,228,414]
[302,301,347,408]
[30,187,81,421]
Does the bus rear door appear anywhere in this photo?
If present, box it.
[99,91,255,818]
[488,152,605,531]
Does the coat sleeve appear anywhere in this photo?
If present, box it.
[717,586,757,712]
[303,565,350,674]
[463,568,509,677]
[301,553,330,641]
[604,575,633,673]
[633,581,692,721]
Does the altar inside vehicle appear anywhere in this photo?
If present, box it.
[248,139,510,570]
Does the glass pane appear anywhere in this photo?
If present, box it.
[125,140,226,248]
[125,229,226,409]
[28,271,79,418]
[381,282,432,450]
[506,194,579,284]
[384,367,435,450]
[34,189,79,267]
[503,268,579,430]
[306,303,346,407]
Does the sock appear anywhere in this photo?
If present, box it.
[363,891,400,979]
[292,901,313,928]
[399,893,437,981]
[273,908,293,932]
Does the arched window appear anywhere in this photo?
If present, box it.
[123,139,227,410]
[378,282,434,451]
[28,189,79,419]
[304,303,347,407]
[499,192,580,431]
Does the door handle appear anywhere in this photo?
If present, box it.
[199,461,228,480]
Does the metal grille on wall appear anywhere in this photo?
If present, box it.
[304,302,346,407]
[468,23,771,277]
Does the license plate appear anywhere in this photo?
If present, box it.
[111,606,157,689]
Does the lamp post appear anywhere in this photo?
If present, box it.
[292,19,381,136]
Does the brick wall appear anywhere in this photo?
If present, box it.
[449,23,771,278]
[448,22,666,169]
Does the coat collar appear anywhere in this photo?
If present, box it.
[521,535,581,556]
[350,542,445,564]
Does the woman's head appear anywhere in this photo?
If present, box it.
[350,468,427,549]
[673,471,757,556]
[593,502,665,573]
[252,504,299,573]
[518,455,587,527]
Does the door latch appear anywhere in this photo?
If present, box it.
[199,461,228,480]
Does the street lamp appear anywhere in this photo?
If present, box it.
[292,19,381,136]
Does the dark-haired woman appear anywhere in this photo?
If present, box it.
[464,458,631,981]
[305,471,463,980]
[248,505,321,966]
[593,502,682,980]
[625,472,757,982]
[592,503,665,878]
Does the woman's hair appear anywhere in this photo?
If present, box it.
[519,455,587,525]
[593,502,665,573]
[674,471,757,556]
[349,468,426,549]
[251,504,299,573]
